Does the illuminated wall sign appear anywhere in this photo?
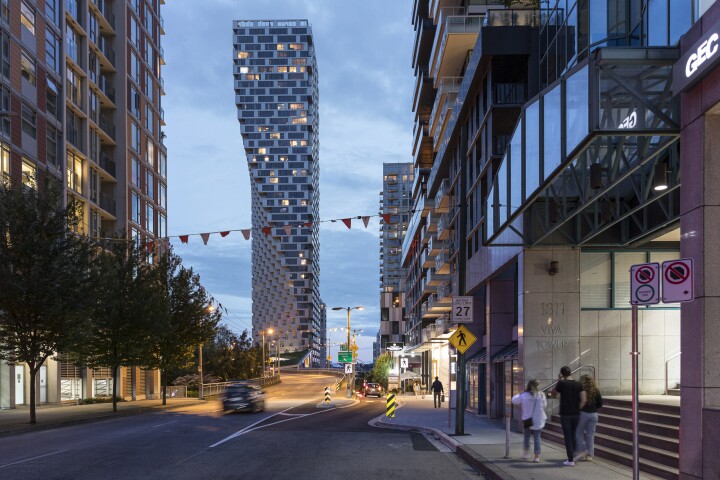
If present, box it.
[674,18,720,94]
[618,110,637,129]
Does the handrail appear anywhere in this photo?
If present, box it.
[664,352,681,395]
[541,364,596,394]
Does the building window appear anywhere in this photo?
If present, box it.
[158,182,166,209]
[20,1,35,35]
[22,158,36,188]
[158,213,166,238]
[129,85,141,118]
[0,32,8,78]
[21,104,36,138]
[20,52,36,85]
[46,80,61,123]
[144,38,153,67]
[0,87,9,137]
[580,253,611,308]
[67,151,82,194]
[146,139,155,166]
[45,0,60,27]
[145,106,154,135]
[146,170,154,198]
[66,25,78,65]
[131,52,141,83]
[131,156,141,187]
[131,191,141,224]
[1,0,8,23]
[159,150,166,179]
[237,51,249,59]
[145,204,154,232]
[0,142,9,184]
[130,16,140,48]
[66,66,81,108]
[45,28,60,74]
[46,124,60,168]
[131,121,141,152]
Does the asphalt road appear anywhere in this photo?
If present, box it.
[0,373,483,480]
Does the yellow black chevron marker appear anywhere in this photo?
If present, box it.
[324,387,331,404]
[386,393,396,418]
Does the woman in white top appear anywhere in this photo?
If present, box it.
[511,379,548,462]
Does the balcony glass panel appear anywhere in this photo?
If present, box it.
[525,100,540,198]
[565,65,588,156]
[543,83,561,180]
[497,155,508,227]
[509,118,522,216]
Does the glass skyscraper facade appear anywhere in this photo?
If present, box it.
[232,20,321,366]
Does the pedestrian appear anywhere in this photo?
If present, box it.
[575,374,603,462]
[420,383,426,399]
[413,381,420,397]
[550,366,583,466]
[512,379,547,463]
[430,376,444,408]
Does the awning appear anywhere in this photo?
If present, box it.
[491,342,518,362]
[466,347,487,363]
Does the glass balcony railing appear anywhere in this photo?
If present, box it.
[99,115,115,140]
[99,152,115,177]
[493,82,527,105]
[100,193,116,215]
[483,8,540,27]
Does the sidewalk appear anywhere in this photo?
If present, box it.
[0,398,206,437]
[372,394,663,480]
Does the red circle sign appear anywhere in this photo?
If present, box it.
[635,266,655,284]
[664,261,690,285]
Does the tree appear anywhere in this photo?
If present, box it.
[68,236,156,412]
[369,353,393,389]
[145,252,220,405]
[0,177,94,423]
[203,326,256,381]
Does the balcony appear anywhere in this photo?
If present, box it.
[437,212,451,239]
[427,267,450,286]
[430,76,461,135]
[483,8,540,27]
[99,115,116,140]
[435,178,451,212]
[421,248,434,269]
[437,281,452,301]
[99,193,116,216]
[412,16,436,71]
[435,248,450,273]
[67,126,82,150]
[429,9,482,81]
[428,235,447,255]
[99,152,115,177]
[98,36,115,67]
[98,74,116,104]
[412,65,434,114]
[493,82,527,105]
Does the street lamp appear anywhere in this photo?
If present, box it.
[261,328,273,378]
[332,306,364,398]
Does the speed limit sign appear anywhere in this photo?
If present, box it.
[452,296,473,323]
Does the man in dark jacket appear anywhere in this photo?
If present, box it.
[550,366,583,466]
[430,376,444,408]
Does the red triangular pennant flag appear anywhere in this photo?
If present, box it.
[145,241,154,252]
[179,235,189,244]
[262,226,271,236]
[200,233,210,245]
[220,231,230,237]
[342,218,352,229]
[241,229,251,240]
[381,214,392,224]
[362,216,370,228]
[283,225,292,236]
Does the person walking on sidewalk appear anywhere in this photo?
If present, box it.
[431,376,444,408]
[512,379,547,463]
[550,366,583,466]
[575,374,603,462]
[413,381,420,397]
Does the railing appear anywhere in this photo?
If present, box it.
[99,193,116,215]
[435,178,450,210]
[664,352,681,395]
[99,152,115,176]
[483,8,540,27]
[165,386,187,398]
[542,364,596,395]
[99,115,116,140]
[493,83,527,105]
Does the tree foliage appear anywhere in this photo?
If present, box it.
[0,178,94,423]
[369,352,393,389]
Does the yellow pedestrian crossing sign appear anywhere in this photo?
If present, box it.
[449,325,476,354]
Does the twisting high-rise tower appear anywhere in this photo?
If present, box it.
[232,20,321,366]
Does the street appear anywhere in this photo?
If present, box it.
[0,373,482,480]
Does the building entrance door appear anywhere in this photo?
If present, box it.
[14,365,24,405]
[39,366,47,403]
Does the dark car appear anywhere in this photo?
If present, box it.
[364,382,384,398]
[223,383,265,413]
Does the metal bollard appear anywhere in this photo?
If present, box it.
[386,393,396,418]
[504,413,511,458]
[324,386,331,404]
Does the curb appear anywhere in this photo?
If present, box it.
[0,400,206,438]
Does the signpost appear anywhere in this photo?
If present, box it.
[338,351,352,363]
[662,258,694,303]
[452,296,473,323]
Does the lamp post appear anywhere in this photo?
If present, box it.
[332,306,363,398]
[261,328,273,378]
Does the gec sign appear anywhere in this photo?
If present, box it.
[674,19,720,93]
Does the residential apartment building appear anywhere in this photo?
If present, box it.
[0,0,167,409]
[403,0,719,477]
[376,163,412,362]
[232,20,322,367]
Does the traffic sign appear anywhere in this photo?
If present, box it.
[400,358,408,368]
[452,296,473,323]
[630,262,660,305]
[449,325,477,354]
[338,351,352,363]
[662,258,694,303]
[344,364,353,374]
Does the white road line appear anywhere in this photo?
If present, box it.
[151,420,178,428]
[0,449,72,468]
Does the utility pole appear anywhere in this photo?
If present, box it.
[455,124,468,436]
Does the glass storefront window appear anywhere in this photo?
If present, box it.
[525,101,540,197]
[543,84,562,180]
[581,252,611,308]
[565,65,588,156]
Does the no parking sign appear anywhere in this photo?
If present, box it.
[630,263,660,305]
[662,258,694,303]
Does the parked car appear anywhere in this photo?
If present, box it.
[223,383,265,413]
[364,383,384,398]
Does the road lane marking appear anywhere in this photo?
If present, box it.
[151,420,178,428]
[0,449,71,468]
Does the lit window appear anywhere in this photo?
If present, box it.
[237,51,249,59]
[289,103,304,110]
[269,177,279,184]
[289,43,303,50]
[290,140,298,147]
[300,259,306,265]
[291,170,297,176]
[21,158,36,188]
[277,66,287,73]
[288,66,297,73]
[279,156,287,161]
[245,74,259,80]
[300,200,307,206]
[0,142,8,184]
[258,148,266,154]
[277,103,285,109]
[291,117,307,125]
[66,151,83,194]
[276,44,284,50]
[239,66,249,74]
[270,132,280,139]
[281,199,289,206]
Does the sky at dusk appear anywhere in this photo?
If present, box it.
[162,1,414,362]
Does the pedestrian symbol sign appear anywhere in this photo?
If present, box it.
[630,262,660,305]
[449,325,476,354]
[344,364,353,374]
